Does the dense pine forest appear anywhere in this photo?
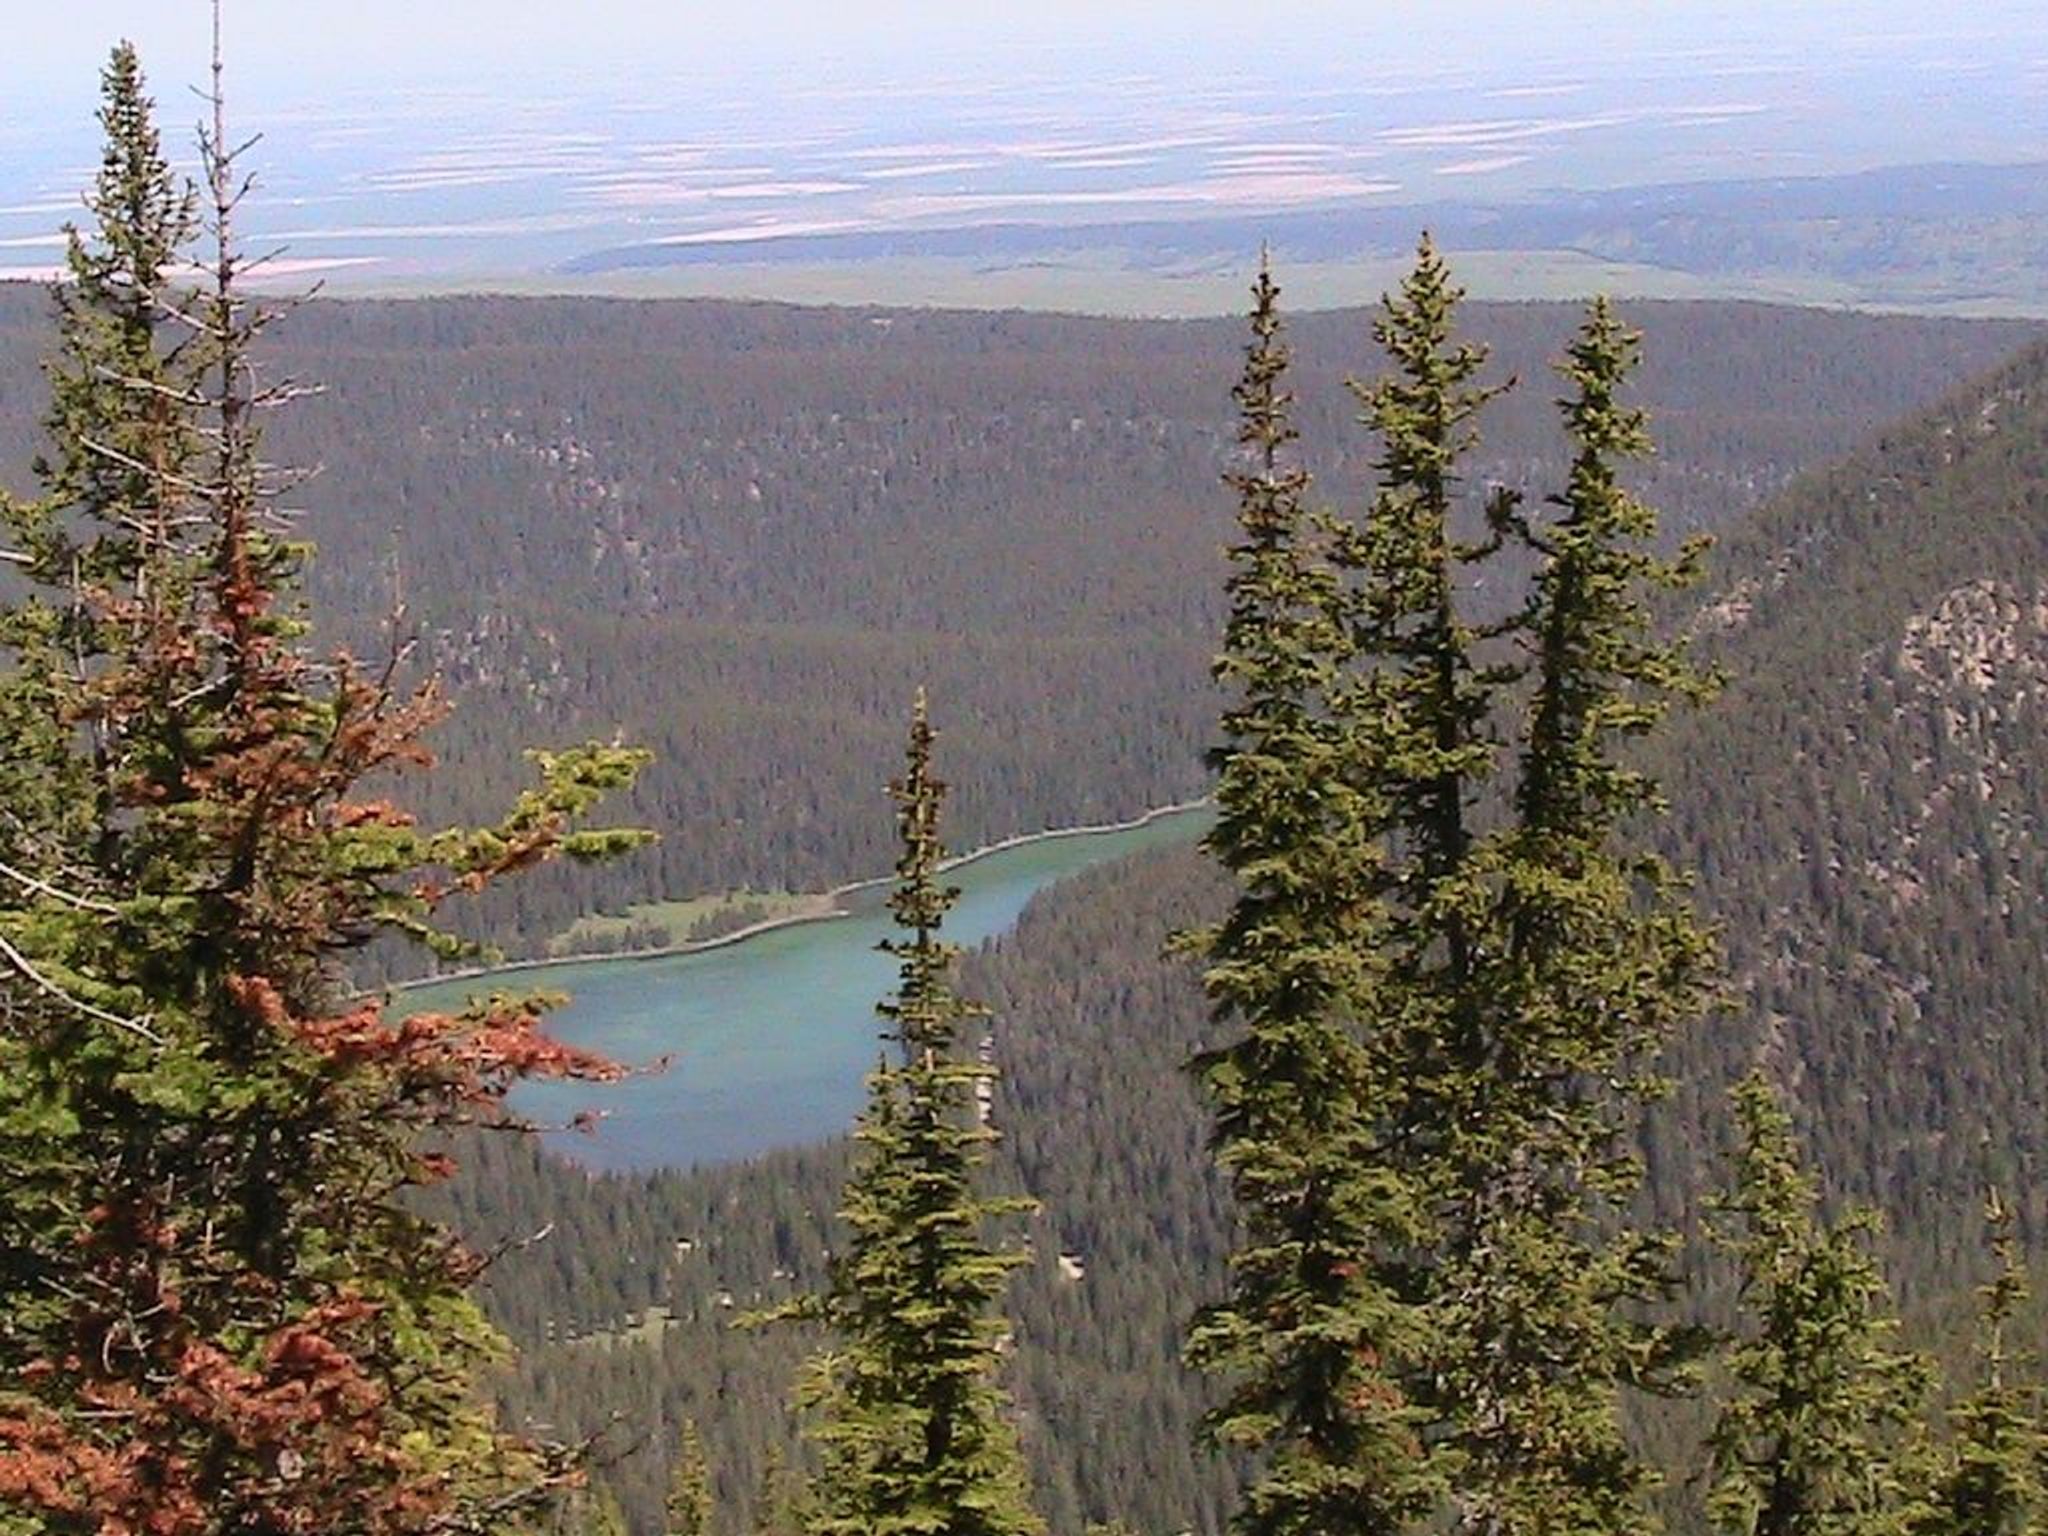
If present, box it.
[8,23,2048,1536]
[0,288,2030,962]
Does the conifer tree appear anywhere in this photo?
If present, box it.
[1316,234,1520,1528]
[1186,257,1440,1536]
[772,696,1040,1536]
[1708,1074,1929,1536]
[1905,1193,2043,1536]
[0,22,648,1534]
[4,39,200,817]
[1427,297,1717,1532]
[1327,236,1519,1323]
[0,39,200,1408]
[667,1418,716,1536]
[13,38,199,634]
[0,39,200,1032]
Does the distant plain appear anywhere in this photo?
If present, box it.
[7,9,2048,314]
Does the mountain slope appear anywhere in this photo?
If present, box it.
[1653,337,2048,1281]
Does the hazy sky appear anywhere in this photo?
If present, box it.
[17,0,2044,103]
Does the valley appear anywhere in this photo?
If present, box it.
[443,327,2048,1533]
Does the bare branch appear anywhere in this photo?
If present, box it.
[77,435,214,495]
[248,381,326,409]
[0,858,119,915]
[0,928,162,1044]
[89,364,211,410]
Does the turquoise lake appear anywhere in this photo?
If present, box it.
[400,807,1207,1173]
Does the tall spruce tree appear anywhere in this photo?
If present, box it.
[1329,234,1518,1318]
[0,23,648,1535]
[1904,1193,2043,1536]
[773,695,1040,1536]
[14,39,198,626]
[1326,235,1521,1528]
[1428,297,1717,1533]
[0,38,201,1049]
[6,39,201,838]
[1708,1074,1929,1536]
[1186,257,1441,1536]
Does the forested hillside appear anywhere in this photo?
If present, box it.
[0,287,2031,957]
[1655,334,2048,1279]
[433,331,2048,1534]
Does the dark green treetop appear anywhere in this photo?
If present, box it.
[1342,232,1513,935]
[1331,234,1517,1287]
[0,41,199,882]
[29,39,199,588]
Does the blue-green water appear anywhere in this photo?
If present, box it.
[400,808,1206,1173]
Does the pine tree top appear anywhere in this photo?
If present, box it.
[879,688,986,1059]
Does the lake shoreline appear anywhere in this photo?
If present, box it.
[393,798,1209,997]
